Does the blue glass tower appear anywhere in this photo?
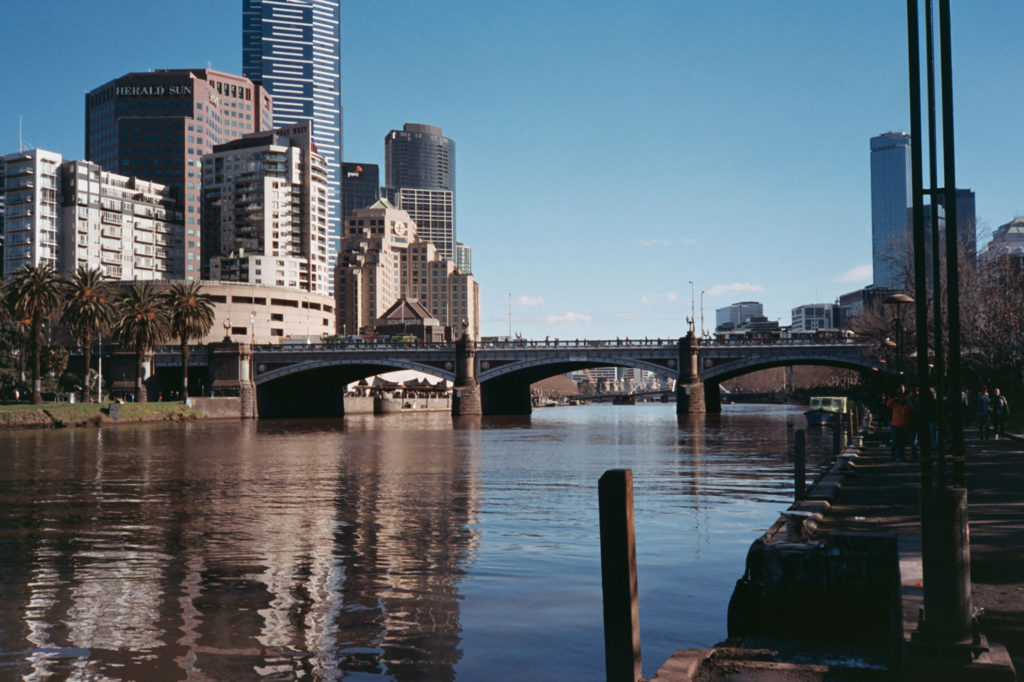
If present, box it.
[243,0,342,287]
[870,132,912,290]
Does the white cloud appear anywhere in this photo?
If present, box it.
[832,264,873,283]
[678,237,697,245]
[515,295,546,307]
[641,292,680,304]
[544,312,593,324]
[640,238,671,247]
[706,282,765,296]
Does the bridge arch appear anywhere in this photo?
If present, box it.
[476,355,678,415]
[256,357,455,386]
[254,357,455,418]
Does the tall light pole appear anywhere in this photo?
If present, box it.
[700,290,706,338]
[688,281,695,334]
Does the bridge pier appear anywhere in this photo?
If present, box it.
[704,381,722,413]
[676,332,706,414]
[452,334,482,416]
[207,341,257,418]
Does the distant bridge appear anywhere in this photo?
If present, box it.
[131,334,884,417]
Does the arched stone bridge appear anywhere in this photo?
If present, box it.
[146,334,884,417]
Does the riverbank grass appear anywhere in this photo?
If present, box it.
[0,401,201,428]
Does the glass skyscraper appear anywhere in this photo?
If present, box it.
[384,123,456,260]
[870,132,912,290]
[243,0,342,287]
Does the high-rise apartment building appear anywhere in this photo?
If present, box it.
[1,149,184,279]
[85,69,273,279]
[341,162,379,220]
[243,0,342,288]
[384,123,456,260]
[336,198,479,338]
[870,132,912,290]
[202,123,331,296]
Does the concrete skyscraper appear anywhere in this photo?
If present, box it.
[870,131,912,290]
[384,123,456,260]
[243,0,342,288]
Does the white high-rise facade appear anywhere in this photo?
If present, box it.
[202,123,331,296]
[1,149,184,279]
[244,0,342,288]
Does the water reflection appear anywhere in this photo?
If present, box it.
[0,404,830,681]
[0,417,480,681]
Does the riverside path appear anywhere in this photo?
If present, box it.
[650,424,1024,680]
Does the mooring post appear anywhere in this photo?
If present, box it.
[832,419,841,456]
[599,469,642,682]
[794,429,806,502]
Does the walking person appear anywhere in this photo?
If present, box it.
[887,385,912,461]
[992,387,1010,439]
[975,387,992,441]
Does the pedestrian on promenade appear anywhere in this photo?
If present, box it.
[976,386,992,441]
[887,384,912,461]
[992,387,1010,439]
[962,386,974,428]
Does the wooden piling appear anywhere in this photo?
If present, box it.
[794,429,806,502]
[832,418,842,456]
[599,469,642,682]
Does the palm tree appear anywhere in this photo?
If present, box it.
[114,282,170,403]
[62,267,115,402]
[165,281,215,400]
[8,264,65,404]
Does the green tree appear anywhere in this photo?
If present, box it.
[61,267,115,402]
[114,282,170,403]
[165,281,215,400]
[7,264,65,404]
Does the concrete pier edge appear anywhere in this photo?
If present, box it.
[650,411,1019,681]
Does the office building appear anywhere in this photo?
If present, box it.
[455,242,472,275]
[341,162,379,220]
[715,301,763,331]
[385,123,456,260]
[791,303,838,332]
[336,198,479,338]
[202,123,331,297]
[870,132,912,290]
[85,69,273,279]
[980,217,1024,270]
[244,0,342,287]
[1,149,184,280]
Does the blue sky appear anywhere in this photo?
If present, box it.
[1,1,1021,339]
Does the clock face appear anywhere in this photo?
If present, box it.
[394,223,407,236]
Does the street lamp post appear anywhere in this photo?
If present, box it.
[688,281,695,334]
[700,290,706,338]
[884,293,914,378]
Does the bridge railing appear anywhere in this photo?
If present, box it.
[142,336,872,355]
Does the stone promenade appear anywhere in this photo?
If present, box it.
[651,424,1024,681]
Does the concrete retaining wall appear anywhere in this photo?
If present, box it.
[189,397,242,419]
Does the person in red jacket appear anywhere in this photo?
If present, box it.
[887,384,912,461]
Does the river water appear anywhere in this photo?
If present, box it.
[0,403,833,681]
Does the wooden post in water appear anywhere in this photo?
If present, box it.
[794,429,806,502]
[599,469,642,682]
[832,419,842,456]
